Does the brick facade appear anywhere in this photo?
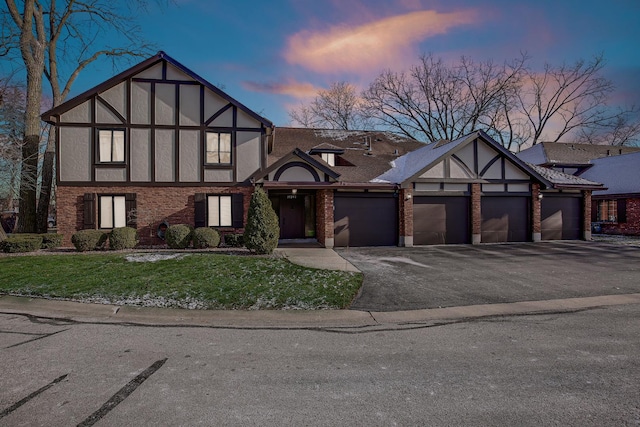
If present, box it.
[315,189,334,248]
[599,197,640,236]
[399,188,413,247]
[582,190,592,239]
[57,185,254,247]
[471,183,481,244]
[531,183,541,241]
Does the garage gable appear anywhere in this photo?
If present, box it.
[249,148,340,184]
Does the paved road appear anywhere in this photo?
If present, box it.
[2,304,639,426]
[339,241,640,312]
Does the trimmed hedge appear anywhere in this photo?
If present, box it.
[71,230,108,252]
[109,227,138,250]
[224,233,244,247]
[193,227,221,249]
[41,234,64,249]
[1,235,43,253]
[165,224,193,249]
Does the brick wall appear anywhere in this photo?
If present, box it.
[57,185,254,247]
[583,190,592,239]
[315,189,334,247]
[601,197,640,235]
[531,184,541,238]
[399,188,413,246]
[471,183,481,244]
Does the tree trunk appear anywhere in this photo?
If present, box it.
[36,129,55,233]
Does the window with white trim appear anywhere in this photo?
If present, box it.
[99,195,126,229]
[207,195,232,227]
[205,132,232,164]
[98,129,125,163]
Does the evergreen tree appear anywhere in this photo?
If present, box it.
[244,187,279,254]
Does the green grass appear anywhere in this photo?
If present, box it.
[0,253,362,310]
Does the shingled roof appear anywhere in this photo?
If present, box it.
[527,163,603,189]
[517,142,640,166]
[271,127,425,183]
[579,151,640,196]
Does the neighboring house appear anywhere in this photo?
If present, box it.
[43,52,603,248]
[579,152,640,235]
[517,142,640,175]
[518,142,640,236]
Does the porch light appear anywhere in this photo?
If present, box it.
[292,188,297,195]
[538,193,544,200]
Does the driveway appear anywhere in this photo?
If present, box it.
[337,241,640,312]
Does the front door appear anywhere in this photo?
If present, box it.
[279,195,305,239]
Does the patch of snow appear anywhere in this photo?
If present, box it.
[125,253,189,263]
[314,129,366,141]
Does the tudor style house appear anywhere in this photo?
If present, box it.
[44,52,603,248]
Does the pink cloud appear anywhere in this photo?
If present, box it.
[242,80,322,99]
[284,9,478,74]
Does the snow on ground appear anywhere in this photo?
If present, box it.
[125,253,188,262]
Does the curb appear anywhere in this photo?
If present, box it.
[2,293,640,330]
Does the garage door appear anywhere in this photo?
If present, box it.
[481,197,530,243]
[541,195,581,240]
[334,193,398,247]
[413,196,470,244]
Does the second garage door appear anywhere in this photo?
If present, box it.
[481,196,530,243]
[334,193,398,247]
[413,196,470,244]
[541,195,582,240]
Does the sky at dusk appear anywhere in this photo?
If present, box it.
[61,0,640,127]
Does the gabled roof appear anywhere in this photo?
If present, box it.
[249,148,341,183]
[309,143,344,154]
[41,51,273,128]
[527,164,603,190]
[517,142,640,166]
[271,127,424,183]
[374,130,553,187]
[578,151,640,196]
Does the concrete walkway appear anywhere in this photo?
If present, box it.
[274,247,359,272]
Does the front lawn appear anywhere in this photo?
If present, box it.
[0,252,362,309]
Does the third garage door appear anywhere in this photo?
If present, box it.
[413,196,470,244]
[481,196,530,243]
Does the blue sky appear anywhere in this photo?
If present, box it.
[67,0,640,127]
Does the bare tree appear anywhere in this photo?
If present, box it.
[362,54,527,149]
[289,81,371,130]
[3,0,157,232]
[576,109,640,146]
[0,77,25,206]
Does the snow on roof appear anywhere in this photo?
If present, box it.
[579,151,640,195]
[372,134,471,183]
[527,163,602,188]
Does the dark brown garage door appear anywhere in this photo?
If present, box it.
[413,196,470,244]
[541,195,582,240]
[334,193,398,247]
[481,196,530,243]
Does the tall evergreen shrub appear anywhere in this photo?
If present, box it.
[244,187,279,254]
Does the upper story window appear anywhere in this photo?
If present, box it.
[98,129,125,163]
[206,132,232,164]
[321,152,335,166]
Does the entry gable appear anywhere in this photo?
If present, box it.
[250,148,341,184]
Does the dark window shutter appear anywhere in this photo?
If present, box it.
[83,193,96,229]
[232,193,244,228]
[195,193,206,228]
[617,199,627,223]
[125,193,137,227]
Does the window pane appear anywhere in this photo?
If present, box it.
[99,131,112,162]
[113,131,125,162]
[206,133,218,164]
[113,196,126,228]
[219,152,230,163]
[100,196,113,228]
[220,196,232,226]
[208,196,220,226]
[219,134,231,153]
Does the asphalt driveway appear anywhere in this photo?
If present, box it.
[337,241,640,312]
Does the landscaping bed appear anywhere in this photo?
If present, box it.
[0,252,362,310]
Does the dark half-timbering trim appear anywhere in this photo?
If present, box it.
[273,162,321,182]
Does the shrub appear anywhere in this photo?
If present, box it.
[0,235,43,253]
[109,227,138,250]
[0,226,7,242]
[193,227,220,249]
[71,230,108,252]
[224,233,244,247]
[41,233,64,249]
[165,224,193,249]
[244,187,280,254]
